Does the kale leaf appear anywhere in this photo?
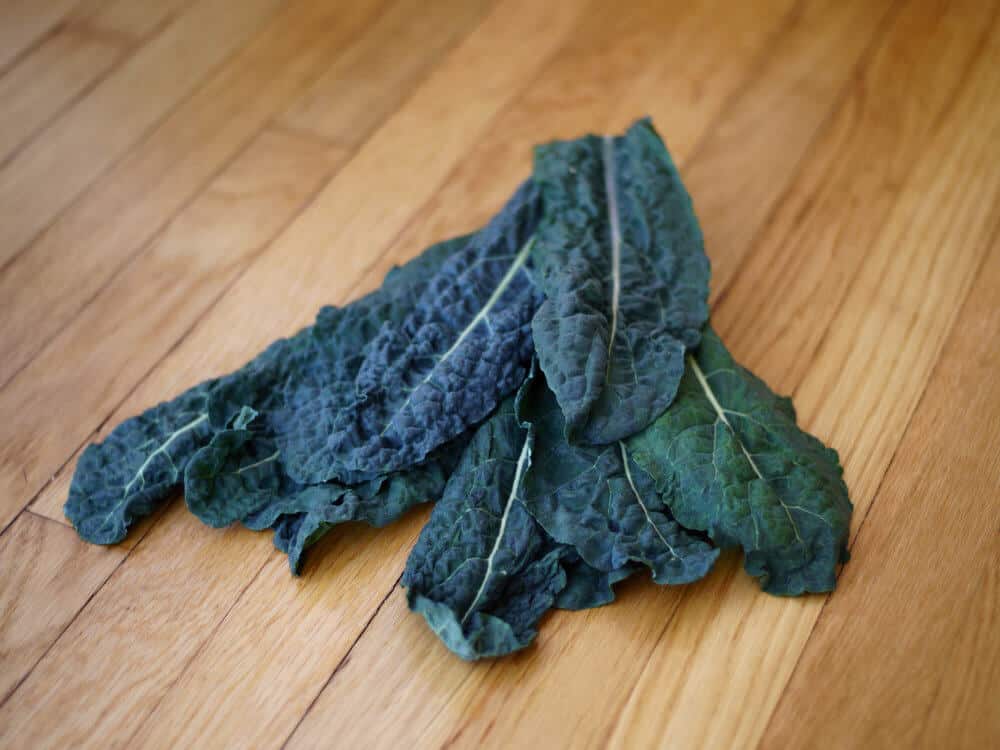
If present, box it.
[403,371,621,660]
[278,180,544,485]
[627,327,852,595]
[65,117,854,665]
[65,233,468,545]
[531,118,710,445]
[240,437,466,574]
[65,381,217,544]
[520,370,719,584]
[402,389,558,660]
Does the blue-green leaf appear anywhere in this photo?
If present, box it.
[555,552,637,610]
[531,118,710,445]
[65,382,216,544]
[627,327,852,595]
[403,391,566,660]
[520,370,718,585]
[65,234,466,545]
[252,441,464,574]
[184,428,285,528]
[279,181,544,485]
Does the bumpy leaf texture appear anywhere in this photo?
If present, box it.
[531,117,710,445]
[403,378,618,660]
[627,327,853,595]
[520,370,718,584]
[240,438,465,574]
[65,382,216,544]
[278,180,544,485]
[402,393,559,660]
[65,232,468,545]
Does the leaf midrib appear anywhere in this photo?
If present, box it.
[602,135,622,364]
[461,431,532,624]
[687,355,804,545]
[380,238,534,437]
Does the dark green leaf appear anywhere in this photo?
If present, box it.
[250,440,464,574]
[65,382,216,544]
[520,371,718,585]
[65,234,466,544]
[531,118,710,445]
[402,391,566,660]
[184,427,286,528]
[279,181,544,485]
[555,552,637,610]
[627,327,852,595]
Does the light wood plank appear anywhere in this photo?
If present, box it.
[5,2,589,746]
[127,1,798,746]
[686,0,897,299]
[13,126,347,533]
[0,0,406,528]
[0,511,124,704]
[70,0,198,42]
[0,0,81,73]
[278,0,493,147]
[0,27,124,166]
[0,0,285,267]
[760,230,1000,749]
[605,4,1000,748]
[0,504,267,749]
[282,1,904,747]
[715,0,997,391]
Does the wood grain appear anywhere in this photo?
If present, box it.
[277,0,494,147]
[0,512,124,704]
[0,0,385,392]
[9,1,588,745]
[0,0,82,73]
[0,504,267,749]
[1,0,997,747]
[3,0,476,528]
[285,1,904,747]
[760,220,1000,750]
[715,0,997,391]
[688,0,897,299]
[605,5,1000,748]
[0,27,125,166]
[0,0,284,266]
[70,0,200,43]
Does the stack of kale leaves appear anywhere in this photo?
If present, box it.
[65,119,852,660]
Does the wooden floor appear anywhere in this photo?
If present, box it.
[1,0,997,747]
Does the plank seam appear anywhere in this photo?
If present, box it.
[754,225,1000,749]
[600,585,696,746]
[0,507,133,708]
[0,35,135,175]
[90,0,578,718]
[61,19,139,51]
[11,139,350,536]
[709,0,901,313]
[599,0,909,743]
[280,572,404,750]
[787,2,999,404]
[0,0,399,394]
[0,20,63,81]
[674,0,805,188]
[15,0,561,531]
[0,0,288,277]
[121,547,273,747]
